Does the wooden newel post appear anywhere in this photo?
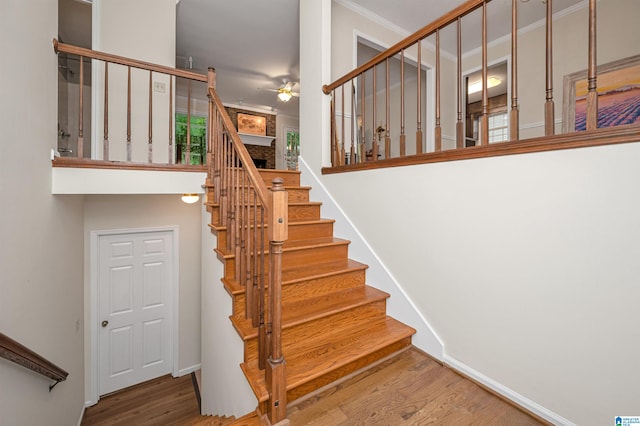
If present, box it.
[266,178,288,424]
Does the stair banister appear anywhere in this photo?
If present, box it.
[0,332,68,391]
[207,83,288,424]
[53,39,207,164]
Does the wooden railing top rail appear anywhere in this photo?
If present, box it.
[0,332,68,391]
[323,0,489,94]
[207,87,271,207]
[53,39,208,83]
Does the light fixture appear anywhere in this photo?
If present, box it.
[181,193,200,204]
[277,88,293,102]
[467,76,502,95]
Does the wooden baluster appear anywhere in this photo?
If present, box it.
[586,0,598,131]
[266,178,287,424]
[186,80,192,164]
[258,200,266,370]
[104,62,109,160]
[248,185,258,329]
[416,40,423,154]
[341,85,345,165]
[220,129,228,229]
[127,66,132,162]
[148,71,153,163]
[510,0,520,141]
[456,18,464,149]
[78,56,84,158]
[169,77,174,164]
[545,0,555,136]
[480,2,489,146]
[214,109,222,205]
[372,65,378,161]
[350,80,356,164]
[207,68,216,167]
[330,91,337,166]
[233,154,241,287]
[240,171,250,321]
[385,58,391,159]
[360,72,365,163]
[435,29,442,152]
[400,50,406,157]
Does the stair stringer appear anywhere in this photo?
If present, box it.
[298,156,445,360]
[200,202,257,418]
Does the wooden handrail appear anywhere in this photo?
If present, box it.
[0,332,68,391]
[53,39,207,82]
[322,0,489,94]
[207,88,270,206]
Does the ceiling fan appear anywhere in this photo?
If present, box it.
[261,80,299,102]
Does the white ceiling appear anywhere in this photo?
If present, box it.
[60,0,586,118]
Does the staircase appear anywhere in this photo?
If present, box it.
[205,168,416,422]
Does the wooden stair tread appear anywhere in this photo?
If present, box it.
[209,218,335,233]
[241,316,416,402]
[226,411,261,426]
[223,259,367,295]
[215,237,350,259]
[231,286,389,340]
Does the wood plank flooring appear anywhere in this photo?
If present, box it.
[81,374,205,425]
[286,347,547,425]
[81,348,546,425]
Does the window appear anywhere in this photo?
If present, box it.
[175,113,206,165]
[488,112,508,143]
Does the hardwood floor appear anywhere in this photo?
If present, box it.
[286,347,547,426]
[81,349,546,425]
[82,374,205,425]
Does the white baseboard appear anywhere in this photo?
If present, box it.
[444,355,575,426]
[177,364,201,377]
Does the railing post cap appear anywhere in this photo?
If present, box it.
[271,177,285,190]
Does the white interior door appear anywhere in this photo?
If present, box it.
[98,230,174,395]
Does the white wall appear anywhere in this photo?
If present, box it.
[83,195,202,401]
[93,0,176,163]
[200,205,257,416]
[299,1,640,424]
[0,1,86,425]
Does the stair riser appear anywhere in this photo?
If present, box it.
[215,221,334,253]
[243,301,388,363]
[210,203,320,226]
[258,170,300,186]
[220,244,349,280]
[286,337,412,402]
[207,186,310,203]
[231,268,366,315]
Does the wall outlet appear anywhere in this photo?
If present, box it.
[154,81,166,93]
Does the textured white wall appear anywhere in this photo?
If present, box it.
[0,1,86,424]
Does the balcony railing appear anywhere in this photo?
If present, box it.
[323,0,639,173]
[53,39,208,168]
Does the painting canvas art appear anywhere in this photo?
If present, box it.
[237,113,267,136]
[564,55,640,132]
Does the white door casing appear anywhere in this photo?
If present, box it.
[89,227,178,402]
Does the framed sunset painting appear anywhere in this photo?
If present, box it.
[563,55,640,132]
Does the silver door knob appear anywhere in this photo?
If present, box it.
[101,320,109,327]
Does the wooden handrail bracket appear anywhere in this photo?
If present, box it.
[0,332,68,391]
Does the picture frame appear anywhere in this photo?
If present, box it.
[237,113,267,136]
[563,54,640,133]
